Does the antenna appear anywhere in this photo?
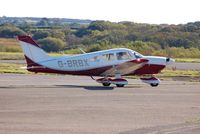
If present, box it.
[58,44,86,55]
[79,48,86,54]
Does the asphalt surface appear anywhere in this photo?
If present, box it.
[167,62,200,70]
[0,74,200,134]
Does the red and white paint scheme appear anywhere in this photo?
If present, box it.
[17,35,175,87]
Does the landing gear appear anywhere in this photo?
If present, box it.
[140,76,160,87]
[102,82,111,87]
[97,78,128,87]
[93,69,128,87]
[150,83,159,87]
[116,84,125,87]
[95,72,128,87]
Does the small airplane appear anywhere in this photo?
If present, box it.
[17,35,175,87]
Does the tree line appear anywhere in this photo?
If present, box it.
[0,19,200,58]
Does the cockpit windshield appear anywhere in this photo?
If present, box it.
[132,51,143,58]
[134,52,143,58]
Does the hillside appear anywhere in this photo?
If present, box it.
[0,16,92,25]
[0,17,200,58]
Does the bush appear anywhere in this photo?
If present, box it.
[38,37,66,52]
[32,31,50,40]
[0,24,25,38]
[152,47,200,58]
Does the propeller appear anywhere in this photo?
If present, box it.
[166,57,176,70]
[165,46,176,71]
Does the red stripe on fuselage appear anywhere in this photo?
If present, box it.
[28,63,165,76]
[25,56,165,76]
[28,65,113,76]
[132,64,165,75]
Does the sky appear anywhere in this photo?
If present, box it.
[1,0,200,24]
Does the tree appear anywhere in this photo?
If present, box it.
[49,30,65,41]
[36,18,50,26]
[32,31,50,40]
[0,24,25,38]
[38,37,66,52]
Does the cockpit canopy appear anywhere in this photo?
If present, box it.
[126,49,143,59]
[88,48,144,62]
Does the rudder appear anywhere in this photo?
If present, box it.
[17,35,50,66]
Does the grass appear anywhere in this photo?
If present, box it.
[0,63,28,74]
[126,69,200,81]
[1,62,200,79]
[186,118,200,123]
[0,38,18,46]
[0,38,21,52]
[0,52,24,60]
[1,51,200,63]
[158,69,200,77]
[0,37,200,62]
[0,52,66,60]
[175,58,200,63]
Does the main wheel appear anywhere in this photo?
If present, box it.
[150,83,159,87]
[116,84,125,87]
[102,83,111,87]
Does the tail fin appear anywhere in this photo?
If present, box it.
[17,35,50,66]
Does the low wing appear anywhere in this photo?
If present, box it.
[101,58,148,76]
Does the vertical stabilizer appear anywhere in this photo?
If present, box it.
[17,35,50,66]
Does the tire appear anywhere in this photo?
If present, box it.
[116,84,125,87]
[150,83,159,87]
[102,83,111,87]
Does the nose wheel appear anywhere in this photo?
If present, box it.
[140,76,160,87]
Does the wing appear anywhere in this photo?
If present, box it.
[101,58,148,76]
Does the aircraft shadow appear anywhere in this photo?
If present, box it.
[56,84,142,90]
[0,85,141,90]
[56,85,115,90]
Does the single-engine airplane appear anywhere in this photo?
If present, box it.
[17,35,175,87]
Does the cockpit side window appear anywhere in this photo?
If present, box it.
[117,52,130,60]
[102,53,115,61]
[89,56,100,62]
